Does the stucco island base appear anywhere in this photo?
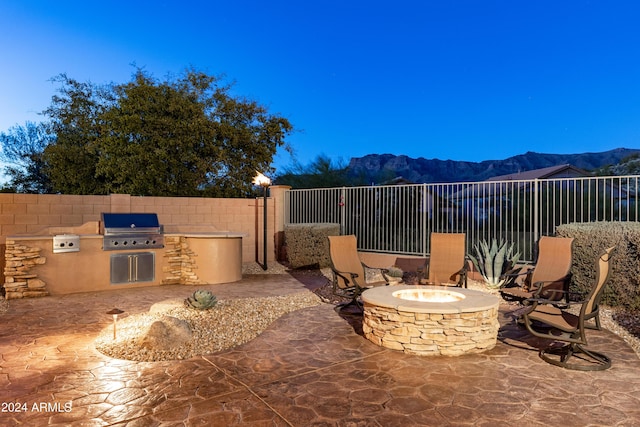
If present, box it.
[361,285,500,356]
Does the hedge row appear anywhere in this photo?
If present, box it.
[284,223,340,269]
[556,221,640,311]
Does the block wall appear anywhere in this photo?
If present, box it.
[0,188,290,283]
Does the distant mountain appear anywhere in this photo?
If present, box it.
[347,148,640,184]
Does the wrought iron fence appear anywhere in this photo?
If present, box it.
[284,175,640,262]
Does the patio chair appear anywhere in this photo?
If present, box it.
[421,232,467,287]
[521,246,615,371]
[327,235,389,310]
[500,236,574,305]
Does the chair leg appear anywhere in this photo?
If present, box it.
[539,343,611,371]
[594,314,602,331]
[334,297,363,313]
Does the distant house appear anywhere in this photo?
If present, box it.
[485,164,592,181]
[454,164,595,224]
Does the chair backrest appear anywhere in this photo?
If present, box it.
[328,235,365,289]
[427,232,466,284]
[583,247,615,318]
[530,236,574,297]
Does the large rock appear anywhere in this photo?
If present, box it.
[139,315,192,350]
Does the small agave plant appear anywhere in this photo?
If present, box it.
[387,266,404,278]
[184,289,218,310]
[468,238,520,289]
[385,266,404,284]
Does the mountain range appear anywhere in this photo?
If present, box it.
[346,148,640,184]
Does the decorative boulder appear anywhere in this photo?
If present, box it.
[138,315,192,350]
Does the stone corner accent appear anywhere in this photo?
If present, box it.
[3,240,48,300]
[161,236,205,286]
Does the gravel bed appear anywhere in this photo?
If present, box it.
[242,261,290,275]
[95,292,322,362]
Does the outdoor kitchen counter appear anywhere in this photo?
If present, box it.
[4,234,161,296]
[3,231,246,298]
[164,232,246,286]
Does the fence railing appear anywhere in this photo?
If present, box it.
[284,175,640,262]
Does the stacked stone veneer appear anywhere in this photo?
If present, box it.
[4,240,48,299]
[3,235,207,299]
[362,303,499,356]
[161,236,203,286]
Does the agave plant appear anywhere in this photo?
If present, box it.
[387,266,404,278]
[468,238,520,289]
[184,289,218,310]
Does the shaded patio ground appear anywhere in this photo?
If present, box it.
[1,272,639,426]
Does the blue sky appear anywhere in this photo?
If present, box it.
[1,1,639,172]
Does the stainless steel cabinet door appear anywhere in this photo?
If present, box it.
[110,252,155,284]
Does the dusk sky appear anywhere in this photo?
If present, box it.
[1,1,639,172]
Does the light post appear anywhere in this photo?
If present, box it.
[106,308,124,340]
[253,172,271,270]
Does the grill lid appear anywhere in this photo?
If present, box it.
[101,213,163,251]
[102,213,160,234]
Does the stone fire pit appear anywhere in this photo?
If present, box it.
[361,285,499,356]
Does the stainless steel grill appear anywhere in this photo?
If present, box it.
[101,213,164,251]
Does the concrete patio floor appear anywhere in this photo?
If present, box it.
[1,272,640,426]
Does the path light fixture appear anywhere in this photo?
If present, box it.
[253,171,271,270]
[106,308,124,340]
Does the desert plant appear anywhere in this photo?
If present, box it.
[387,266,404,278]
[184,289,218,310]
[469,238,520,288]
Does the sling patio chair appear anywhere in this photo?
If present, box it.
[420,232,468,287]
[521,246,615,371]
[500,236,574,305]
[327,235,390,310]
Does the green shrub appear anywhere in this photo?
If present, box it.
[284,223,340,268]
[556,221,640,311]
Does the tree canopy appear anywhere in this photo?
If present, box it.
[0,121,54,193]
[1,68,293,196]
[274,154,366,188]
[594,154,640,176]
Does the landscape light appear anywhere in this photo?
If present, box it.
[106,308,124,340]
[253,172,271,270]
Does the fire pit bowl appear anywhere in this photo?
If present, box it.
[361,285,499,356]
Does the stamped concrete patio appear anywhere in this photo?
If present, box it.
[1,271,640,426]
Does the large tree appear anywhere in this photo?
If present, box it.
[41,68,292,196]
[0,121,55,193]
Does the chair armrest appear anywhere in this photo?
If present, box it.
[500,266,531,280]
[524,296,560,306]
[331,268,362,287]
[530,275,571,301]
[525,286,572,309]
